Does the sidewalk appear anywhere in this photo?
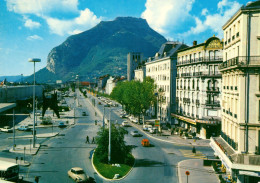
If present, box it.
[130,122,210,147]
[8,132,59,139]
[178,159,219,183]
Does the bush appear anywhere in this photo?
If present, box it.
[41,116,52,125]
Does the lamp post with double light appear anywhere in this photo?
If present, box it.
[28,58,41,148]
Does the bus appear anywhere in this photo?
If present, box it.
[0,160,19,182]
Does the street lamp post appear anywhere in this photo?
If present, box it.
[28,58,41,148]
[108,107,111,163]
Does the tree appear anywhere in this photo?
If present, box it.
[111,77,156,122]
[95,125,133,164]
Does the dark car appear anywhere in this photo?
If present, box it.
[58,122,66,128]
[17,126,31,131]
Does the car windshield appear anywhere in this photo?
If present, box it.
[76,170,84,174]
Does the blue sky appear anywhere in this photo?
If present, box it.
[0,0,249,76]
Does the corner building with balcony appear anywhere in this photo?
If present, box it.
[173,36,223,139]
[210,2,260,183]
[146,41,188,123]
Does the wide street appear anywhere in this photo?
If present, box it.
[0,89,215,183]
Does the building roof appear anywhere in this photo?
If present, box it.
[223,1,260,29]
[0,103,16,113]
[243,1,260,9]
[177,36,223,53]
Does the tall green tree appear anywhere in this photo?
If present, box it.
[95,125,133,164]
[111,77,156,122]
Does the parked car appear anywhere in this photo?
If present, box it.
[58,122,66,128]
[132,118,138,124]
[17,126,31,131]
[120,114,127,118]
[1,126,12,133]
[149,127,158,134]
[122,121,130,127]
[68,167,88,182]
[82,112,87,116]
[130,130,142,137]
[143,125,152,131]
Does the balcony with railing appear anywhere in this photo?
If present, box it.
[177,56,223,66]
[183,98,191,104]
[206,87,220,93]
[192,71,221,77]
[205,100,220,107]
[181,73,192,77]
[219,56,260,70]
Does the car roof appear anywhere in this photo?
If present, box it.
[71,167,84,171]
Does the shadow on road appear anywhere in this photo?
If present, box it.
[134,159,164,167]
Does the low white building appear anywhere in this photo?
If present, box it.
[105,76,116,95]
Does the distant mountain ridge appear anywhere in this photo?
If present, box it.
[29,17,167,83]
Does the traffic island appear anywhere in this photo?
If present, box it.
[92,152,135,180]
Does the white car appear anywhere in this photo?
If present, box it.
[149,127,158,134]
[132,118,138,123]
[122,121,130,127]
[143,125,152,131]
[68,167,88,182]
[1,126,12,133]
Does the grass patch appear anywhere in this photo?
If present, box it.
[93,153,134,179]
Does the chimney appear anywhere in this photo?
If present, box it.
[193,40,197,46]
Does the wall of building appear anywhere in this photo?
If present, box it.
[0,85,43,103]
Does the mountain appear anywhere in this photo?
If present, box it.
[0,75,25,82]
[33,17,167,83]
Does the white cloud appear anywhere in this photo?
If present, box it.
[183,0,241,38]
[6,0,101,36]
[23,16,41,29]
[141,0,195,35]
[201,8,208,16]
[46,8,101,36]
[27,35,43,41]
[6,0,78,16]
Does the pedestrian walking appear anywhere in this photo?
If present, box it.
[86,136,89,143]
[192,146,196,154]
[92,137,95,144]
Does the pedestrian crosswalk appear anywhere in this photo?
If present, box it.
[179,149,207,159]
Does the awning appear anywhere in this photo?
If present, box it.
[171,113,196,125]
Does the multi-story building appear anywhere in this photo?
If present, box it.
[127,52,143,81]
[146,41,188,123]
[173,36,223,139]
[210,2,260,183]
[134,64,146,82]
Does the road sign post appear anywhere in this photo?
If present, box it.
[185,171,190,183]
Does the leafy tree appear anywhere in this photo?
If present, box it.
[95,125,133,164]
[111,77,156,122]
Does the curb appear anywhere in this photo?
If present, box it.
[130,123,210,147]
[91,150,136,181]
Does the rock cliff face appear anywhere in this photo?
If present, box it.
[44,17,167,82]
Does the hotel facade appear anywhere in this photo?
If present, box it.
[172,36,223,139]
[210,2,260,183]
